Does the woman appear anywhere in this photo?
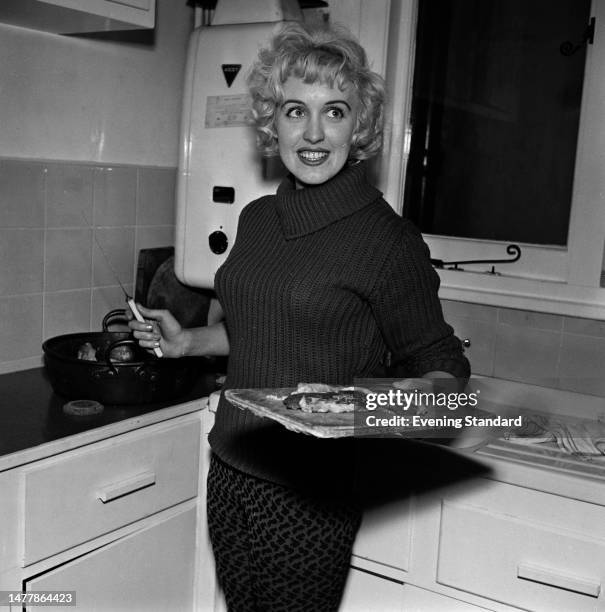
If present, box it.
[130,22,469,611]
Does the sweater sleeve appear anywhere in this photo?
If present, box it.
[369,220,470,380]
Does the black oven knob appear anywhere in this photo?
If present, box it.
[209,230,228,254]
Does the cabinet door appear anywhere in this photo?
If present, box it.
[339,567,404,612]
[0,0,155,34]
[25,507,196,612]
[353,499,413,573]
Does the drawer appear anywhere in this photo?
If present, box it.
[25,507,196,612]
[22,417,200,565]
[437,500,605,611]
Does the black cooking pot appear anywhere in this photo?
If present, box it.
[42,310,198,405]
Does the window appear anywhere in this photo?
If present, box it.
[404,0,589,247]
[380,0,605,319]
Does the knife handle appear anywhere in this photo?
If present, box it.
[127,298,164,358]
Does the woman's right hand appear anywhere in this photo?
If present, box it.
[127,304,189,358]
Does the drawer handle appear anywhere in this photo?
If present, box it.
[517,562,600,598]
[97,471,156,503]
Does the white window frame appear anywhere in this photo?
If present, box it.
[378,0,605,319]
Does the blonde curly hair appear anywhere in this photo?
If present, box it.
[247,22,386,160]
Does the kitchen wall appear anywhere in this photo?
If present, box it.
[443,300,605,397]
[0,1,192,165]
[0,0,192,373]
[0,158,176,372]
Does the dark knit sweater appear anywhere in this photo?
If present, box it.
[210,162,469,490]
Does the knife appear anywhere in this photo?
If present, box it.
[91,227,164,358]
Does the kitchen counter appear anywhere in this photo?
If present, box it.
[0,366,218,472]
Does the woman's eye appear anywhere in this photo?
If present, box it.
[326,107,345,120]
[285,106,305,119]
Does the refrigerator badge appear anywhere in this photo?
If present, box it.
[221,64,241,87]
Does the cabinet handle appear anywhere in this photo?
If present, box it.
[517,562,600,597]
[97,471,156,503]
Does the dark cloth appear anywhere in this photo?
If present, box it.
[210,161,470,488]
[207,454,361,612]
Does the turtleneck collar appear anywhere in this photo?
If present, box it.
[274,161,382,239]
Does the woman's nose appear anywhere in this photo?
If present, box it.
[303,115,324,143]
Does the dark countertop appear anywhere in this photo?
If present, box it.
[0,366,219,460]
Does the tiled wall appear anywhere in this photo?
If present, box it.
[0,157,176,373]
[2,156,605,395]
[442,300,605,397]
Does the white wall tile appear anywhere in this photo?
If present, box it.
[135,225,174,252]
[46,163,94,228]
[92,227,135,287]
[558,333,605,397]
[441,299,498,323]
[45,229,92,291]
[0,160,45,227]
[44,289,92,339]
[494,324,561,387]
[498,307,563,331]
[0,229,44,295]
[137,167,177,226]
[93,167,137,227]
[0,294,43,361]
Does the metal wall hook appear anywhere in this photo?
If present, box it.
[560,17,595,56]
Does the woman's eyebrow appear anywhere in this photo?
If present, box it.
[281,98,352,111]
[325,100,352,110]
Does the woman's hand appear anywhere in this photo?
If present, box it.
[128,304,189,358]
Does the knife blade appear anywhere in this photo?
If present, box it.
[90,224,163,358]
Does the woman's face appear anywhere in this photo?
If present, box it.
[275,76,359,188]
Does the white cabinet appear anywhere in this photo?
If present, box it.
[0,0,155,34]
[22,419,199,565]
[25,507,196,612]
[435,481,605,612]
[351,468,605,611]
[0,410,204,612]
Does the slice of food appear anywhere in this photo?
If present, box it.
[294,382,342,394]
[77,342,97,361]
[284,389,366,414]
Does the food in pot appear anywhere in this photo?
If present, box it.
[109,345,136,363]
[77,342,97,361]
[76,341,135,363]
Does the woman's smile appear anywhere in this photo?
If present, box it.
[276,77,359,188]
[297,148,330,165]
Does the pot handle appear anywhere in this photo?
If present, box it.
[102,308,129,332]
[103,339,138,375]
